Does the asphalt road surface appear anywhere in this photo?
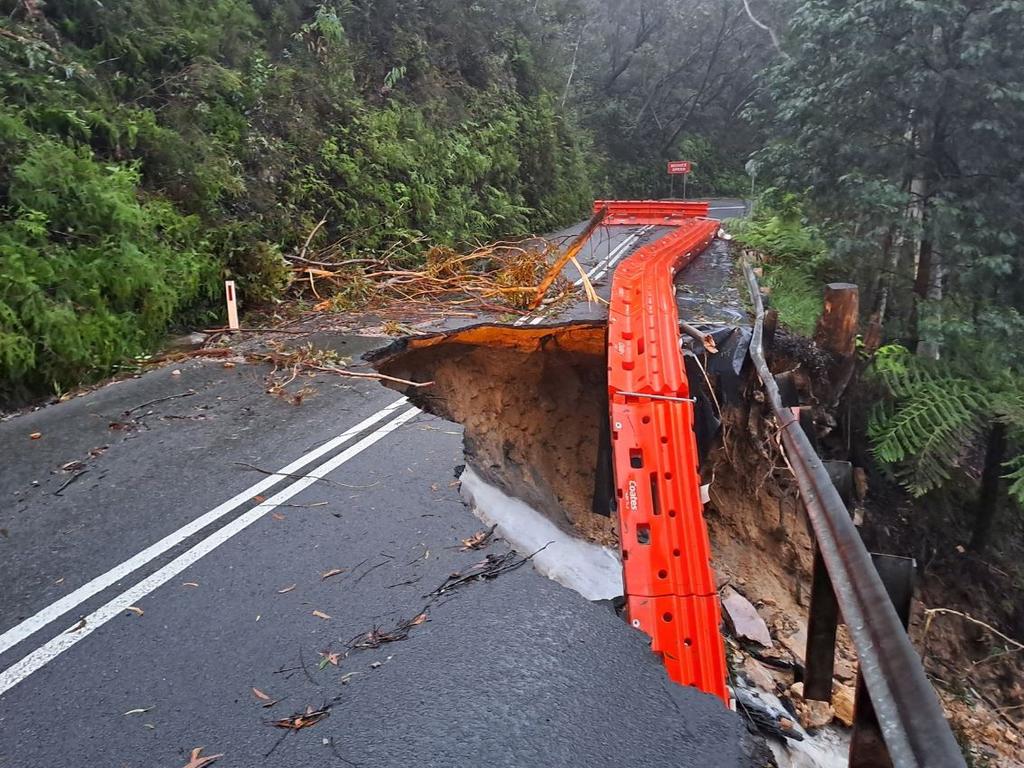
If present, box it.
[0,202,756,768]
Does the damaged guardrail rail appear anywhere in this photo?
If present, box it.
[740,256,965,768]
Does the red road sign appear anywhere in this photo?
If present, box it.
[667,160,692,175]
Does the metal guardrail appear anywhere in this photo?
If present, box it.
[740,256,966,768]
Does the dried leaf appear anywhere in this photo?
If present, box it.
[320,568,345,581]
[123,707,154,716]
[277,584,297,594]
[181,747,223,768]
[271,512,286,522]
[252,687,272,702]
[253,495,266,503]
[30,432,42,440]
[182,582,199,588]
[67,618,86,633]
[126,606,144,616]
[318,651,342,667]
[223,361,236,369]
[312,610,332,620]
[61,460,87,472]
[88,446,108,458]
[272,706,330,731]
[410,611,428,626]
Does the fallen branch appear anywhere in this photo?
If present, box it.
[529,207,606,309]
[923,607,1024,654]
[680,321,719,353]
[306,364,433,389]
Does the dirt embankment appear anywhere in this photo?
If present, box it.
[369,323,617,544]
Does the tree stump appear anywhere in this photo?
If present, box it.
[815,283,859,358]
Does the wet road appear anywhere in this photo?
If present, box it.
[0,202,751,768]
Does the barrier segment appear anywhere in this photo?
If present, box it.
[607,214,728,702]
[596,199,711,226]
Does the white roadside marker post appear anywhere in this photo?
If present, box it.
[225,280,240,330]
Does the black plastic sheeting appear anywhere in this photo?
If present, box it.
[593,323,751,516]
[683,325,753,467]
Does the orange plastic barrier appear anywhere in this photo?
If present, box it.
[607,213,729,703]
[595,199,711,226]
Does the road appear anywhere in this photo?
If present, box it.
[0,202,756,768]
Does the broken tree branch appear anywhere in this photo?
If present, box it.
[529,207,607,309]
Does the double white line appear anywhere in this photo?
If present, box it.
[515,225,653,326]
[0,398,421,697]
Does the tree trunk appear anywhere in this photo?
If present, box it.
[970,422,1007,553]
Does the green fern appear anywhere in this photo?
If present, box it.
[868,343,1024,504]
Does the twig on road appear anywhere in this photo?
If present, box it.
[54,470,88,496]
[124,389,197,415]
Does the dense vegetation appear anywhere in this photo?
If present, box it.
[742,0,1024,551]
[0,0,775,402]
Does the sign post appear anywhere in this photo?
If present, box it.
[667,160,693,199]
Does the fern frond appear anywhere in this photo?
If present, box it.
[1003,452,1024,507]
[868,373,988,497]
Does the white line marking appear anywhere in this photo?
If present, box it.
[0,406,423,698]
[0,397,408,659]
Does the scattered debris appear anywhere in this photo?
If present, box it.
[122,707,154,716]
[182,582,199,588]
[735,687,804,742]
[460,524,498,551]
[277,584,297,594]
[311,610,332,620]
[320,568,346,581]
[288,233,583,315]
[29,432,42,439]
[67,617,86,633]
[180,747,223,768]
[428,545,550,597]
[126,606,144,616]
[347,610,428,651]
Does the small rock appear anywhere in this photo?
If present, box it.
[832,682,856,727]
[780,626,808,665]
[722,588,773,647]
[171,369,182,376]
[834,658,857,683]
[790,682,834,729]
[742,656,777,691]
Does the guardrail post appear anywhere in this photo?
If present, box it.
[804,546,840,701]
[849,554,916,768]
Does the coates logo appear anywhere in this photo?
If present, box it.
[627,480,639,511]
